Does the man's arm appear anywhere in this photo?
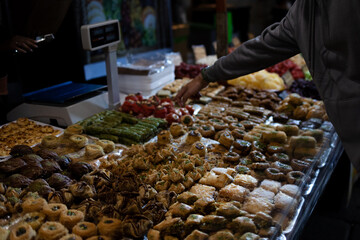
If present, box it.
[175,1,302,106]
[205,3,300,82]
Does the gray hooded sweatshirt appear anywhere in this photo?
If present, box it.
[204,0,360,170]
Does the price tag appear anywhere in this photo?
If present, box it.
[282,70,295,87]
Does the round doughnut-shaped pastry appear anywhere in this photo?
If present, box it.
[9,222,36,240]
[265,168,285,181]
[250,162,270,170]
[181,115,194,126]
[302,157,318,167]
[271,161,293,174]
[59,209,85,230]
[95,139,115,154]
[240,120,256,130]
[157,130,172,146]
[170,123,186,138]
[72,221,97,239]
[188,123,201,131]
[218,131,234,149]
[22,197,47,213]
[59,234,82,240]
[209,112,223,119]
[199,125,216,138]
[86,236,111,240]
[235,165,251,174]
[270,153,290,164]
[37,222,68,240]
[267,144,285,154]
[190,142,207,157]
[84,144,105,160]
[251,141,267,153]
[185,130,202,145]
[64,124,83,137]
[195,113,208,120]
[291,159,310,172]
[69,135,88,149]
[233,139,251,156]
[286,171,305,185]
[42,203,68,221]
[224,152,240,163]
[231,128,246,139]
[249,150,267,162]
[212,121,229,131]
[229,122,245,131]
[214,130,227,141]
[22,212,46,231]
[223,115,238,124]
[97,217,122,239]
[41,135,59,149]
[16,117,31,126]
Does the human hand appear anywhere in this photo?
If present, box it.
[174,73,209,107]
[9,35,38,53]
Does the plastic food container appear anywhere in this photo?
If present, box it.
[118,63,175,97]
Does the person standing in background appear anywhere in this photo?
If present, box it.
[0,0,38,124]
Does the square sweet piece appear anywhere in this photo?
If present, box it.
[190,184,216,199]
[274,192,298,214]
[260,179,282,194]
[219,183,250,202]
[242,196,274,215]
[279,184,301,198]
[249,187,275,201]
[233,174,258,190]
[199,171,233,189]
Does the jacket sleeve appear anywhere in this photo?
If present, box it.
[205,1,301,82]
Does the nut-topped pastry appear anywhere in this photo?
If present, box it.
[185,130,202,145]
[37,221,68,240]
[157,130,172,146]
[42,203,68,221]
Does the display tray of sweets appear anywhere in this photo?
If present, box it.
[0,118,63,160]
[76,110,167,146]
[0,86,339,240]
[34,123,126,169]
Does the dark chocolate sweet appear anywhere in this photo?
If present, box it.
[36,149,59,160]
[0,158,27,173]
[10,145,34,157]
[47,173,72,190]
[41,159,62,177]
[18,165,43,180]
[56,155,71,169]
[5,174,33,188]
[26,179,54,198]
[21,154,43,168]
[68,162,93,180]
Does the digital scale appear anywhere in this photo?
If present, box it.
[7,20,122,127]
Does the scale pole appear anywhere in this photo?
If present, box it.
[105,44,120,109]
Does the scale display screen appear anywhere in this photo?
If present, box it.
[89,22,119,49]
[81,20,121,51]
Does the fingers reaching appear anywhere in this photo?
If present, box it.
[11,36,38,53]
[175,85,187,107]
[174,74,209,106]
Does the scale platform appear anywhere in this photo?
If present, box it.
[7,81,111,127]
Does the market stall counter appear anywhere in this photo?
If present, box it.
[0,84,344,240]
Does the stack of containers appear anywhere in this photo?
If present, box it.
[117,62,175,97]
